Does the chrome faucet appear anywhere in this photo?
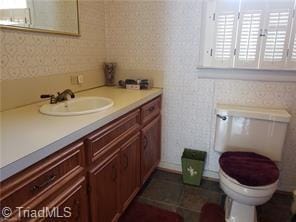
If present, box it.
[40,89,75,104]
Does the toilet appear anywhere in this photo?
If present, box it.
[214,104,291,222]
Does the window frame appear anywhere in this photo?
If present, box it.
[201,0,296,72]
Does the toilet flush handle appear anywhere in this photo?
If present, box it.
[217,114,227,121]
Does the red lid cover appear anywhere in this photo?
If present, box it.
[219,151,279,187]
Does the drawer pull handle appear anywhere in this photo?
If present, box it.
[148,106,155,112]
[31,174,56,192]
[143,136,148,149]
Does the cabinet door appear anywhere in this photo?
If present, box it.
[45,177,88,222]
[89,153,120,222]
[141,115,161,184]
[120,133,141,211]
[1,178,88,222]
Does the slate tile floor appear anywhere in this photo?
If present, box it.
[135,169,293,222]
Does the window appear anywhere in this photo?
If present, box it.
[0,0,30,26]
[202,0,296,70]
[0,0,27,9]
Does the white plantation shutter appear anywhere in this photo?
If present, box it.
[202,0,240,67]
[235,11,263,67]
[261,11,291,67]
[202,0,296,71]
[214,13,236,65]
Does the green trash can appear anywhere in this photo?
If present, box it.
[181,148,207,186]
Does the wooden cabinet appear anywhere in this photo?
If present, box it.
[120,133,141,211]
[141,97,161,125]
[141,115,161,184]
[87,128,141,222]
[1,95,161,222]
[85,109,140,165]
[37,177,89,222]
[88,133,141,222]
[2,177,88,222]
[0,141,85,221]
[89,153,121,222]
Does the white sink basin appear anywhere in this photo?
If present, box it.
[40,97,114,116]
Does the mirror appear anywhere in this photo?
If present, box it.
[0,0,79,36]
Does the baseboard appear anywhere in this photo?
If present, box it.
[158,161,294,193]
[158,161,182,172]
[158,161,219,181]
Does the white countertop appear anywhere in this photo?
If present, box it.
[0,86,162,181]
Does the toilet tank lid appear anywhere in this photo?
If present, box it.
[216,104,291,123]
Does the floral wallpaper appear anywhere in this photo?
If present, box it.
[0,0,295,191]
[0,0,106,81]
[105,1,296,191]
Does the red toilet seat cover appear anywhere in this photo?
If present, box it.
[219,151,279,187]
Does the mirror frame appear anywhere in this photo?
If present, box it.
[0,0,80,36]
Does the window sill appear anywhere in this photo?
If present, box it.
[196,67,296,82]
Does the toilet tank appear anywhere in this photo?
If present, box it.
[214,104,291,161]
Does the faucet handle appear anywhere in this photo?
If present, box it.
[40,94,53,99]
[40,94,56,104]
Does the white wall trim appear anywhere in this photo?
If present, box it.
[196,67,296,82]
[158,161,219,180]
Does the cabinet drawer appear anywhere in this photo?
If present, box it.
[36,176,89,222]
[141,97,161,125]
[86,109,141,164]
[0,141,85,214]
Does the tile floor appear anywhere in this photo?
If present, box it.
[135,169,294,222]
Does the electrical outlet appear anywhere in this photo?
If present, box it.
[77,75,84,84]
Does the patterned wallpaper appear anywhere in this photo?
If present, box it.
[105,1,296,191]
[1,0,295,191]
[0,0,106,81]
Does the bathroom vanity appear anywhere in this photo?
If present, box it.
[0,87,162,221]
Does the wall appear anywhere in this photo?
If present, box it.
[1,0,295,192]
[104,1,296,192]
[0,0,106,111]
